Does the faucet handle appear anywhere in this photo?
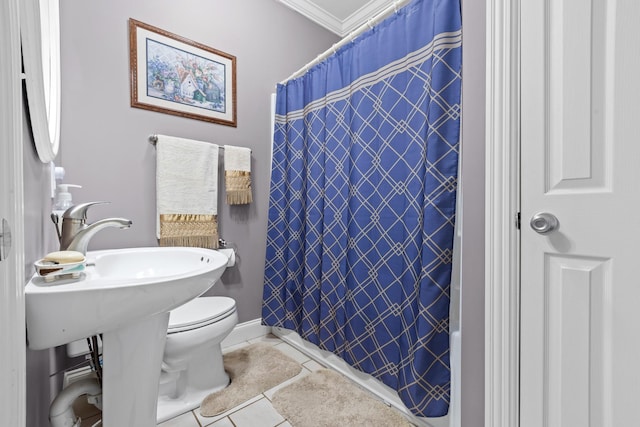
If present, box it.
[63,201,110,221]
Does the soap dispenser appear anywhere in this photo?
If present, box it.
[52,184,81,239]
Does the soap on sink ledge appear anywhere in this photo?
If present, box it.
[34,250,86,282]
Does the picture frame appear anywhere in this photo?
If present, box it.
[129,19,237,127]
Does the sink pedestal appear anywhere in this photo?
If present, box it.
[101,312,169,427]
[25,247,230,425]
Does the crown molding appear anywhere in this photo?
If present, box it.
[277,0,390,37]
[342,0,390,35]
[277,0,344,35]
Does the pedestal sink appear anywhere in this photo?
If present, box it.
[25,247,229,427]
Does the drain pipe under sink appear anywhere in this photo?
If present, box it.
[50,377,102,427]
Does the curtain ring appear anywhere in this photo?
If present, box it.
[394,2,399,14]
[367,19,374,29]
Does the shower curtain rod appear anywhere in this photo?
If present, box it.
[279,0,411,84]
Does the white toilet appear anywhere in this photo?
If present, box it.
[156,296,238,423]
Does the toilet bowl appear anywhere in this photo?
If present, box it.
[156,296,238,423]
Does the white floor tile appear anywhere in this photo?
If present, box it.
[156,411,199,427]
[194,412,225,427]
[302,359,325,372]
[273,342,310,364]
[221,341,250,355]
[248,333,282,346]
[206,417,235,427]
[228,398,285,427]
[194,394,263,426]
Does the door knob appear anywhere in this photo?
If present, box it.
[530,212,559,234]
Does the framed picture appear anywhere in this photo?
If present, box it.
[129,19,237,127]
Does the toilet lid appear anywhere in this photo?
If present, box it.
[168,297,236,333]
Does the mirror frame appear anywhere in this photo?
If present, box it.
[21,0,61,163]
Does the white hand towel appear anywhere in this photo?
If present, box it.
[223,145,252,205]
[156,135,219,248]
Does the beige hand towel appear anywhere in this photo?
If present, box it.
[224,145,252,205]
[156,135,219,248]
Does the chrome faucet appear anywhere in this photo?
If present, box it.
[56,202,132,254]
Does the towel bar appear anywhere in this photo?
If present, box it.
[148,134,251,153]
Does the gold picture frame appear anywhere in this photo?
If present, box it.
[129,19,237,127]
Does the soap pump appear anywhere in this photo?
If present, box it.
[52,184,81,240]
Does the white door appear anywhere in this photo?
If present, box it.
[0,0,26,426]
[520,1,640,426]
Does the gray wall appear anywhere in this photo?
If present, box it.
[58,0,340,324]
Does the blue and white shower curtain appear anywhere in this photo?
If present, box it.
[262,0,461,417]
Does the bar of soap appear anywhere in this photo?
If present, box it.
[43,250,85,264]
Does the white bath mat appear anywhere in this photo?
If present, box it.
[199,343,302,417]
[271,368,413,426]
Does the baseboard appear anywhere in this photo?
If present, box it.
[271,327,450,427]
[221,318,271,349]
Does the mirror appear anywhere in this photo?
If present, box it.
[21,0,61,163]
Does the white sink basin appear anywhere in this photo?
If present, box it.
[25,246,230,426]
[25,246,228,350]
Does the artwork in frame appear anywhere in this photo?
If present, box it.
[129,19,237,127]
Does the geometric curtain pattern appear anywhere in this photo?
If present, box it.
[262,0,461,417]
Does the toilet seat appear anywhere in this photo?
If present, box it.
[168,297,236,334]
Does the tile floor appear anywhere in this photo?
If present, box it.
[157,334,325,427]
[80,333,394,427]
